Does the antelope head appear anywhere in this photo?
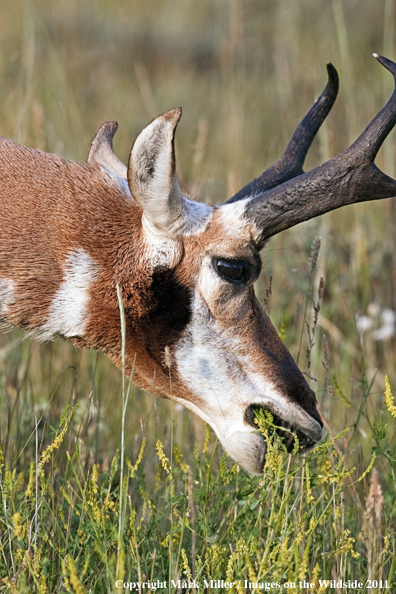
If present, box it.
[106,54,396,472]
[2,55,396,474]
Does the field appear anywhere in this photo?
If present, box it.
[0,1,395,592]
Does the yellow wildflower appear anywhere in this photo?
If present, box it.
[181,548,193,581]
[67,555,86,594]
[305,460,314,504]
[25,461,35,500]
[174,445,189,473]
[384,375,396,418]
[356,452,376,483]
[202,423,210,454]
[12,512,22,539]
[127,437,147,478]
[155,440,171,474]
[37,405,77,478]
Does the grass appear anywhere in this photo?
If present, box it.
[1,0,396,591]
[0,365,395,592]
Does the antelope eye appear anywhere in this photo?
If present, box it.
[215,259,247,282]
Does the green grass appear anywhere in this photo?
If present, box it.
[0,370,395,592]
[1,0,396,591]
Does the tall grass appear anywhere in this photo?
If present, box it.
[1,0,396,591]
[0,362,395,592]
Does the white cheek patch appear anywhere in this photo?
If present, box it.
[175,313,278,427]
[173,293,263,427]
[175,303,321,437]
[38,249,97,341]
[174,307,270,474]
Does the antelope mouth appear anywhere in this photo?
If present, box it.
[245,405,322,455]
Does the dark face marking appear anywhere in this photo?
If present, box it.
[142,267,192,366]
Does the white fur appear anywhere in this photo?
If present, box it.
[88,121,128,179]
[130,110,213,241]
[217,200,260,243]
[95,153,127,181]
[170,197,213,236]
[174,300,321,473]
[39,249,97,340]
[141,214,184,269]
[0,278,14,317]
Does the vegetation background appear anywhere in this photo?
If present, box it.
[0,0,395,592]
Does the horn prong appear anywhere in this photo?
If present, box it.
[88,121,128,179]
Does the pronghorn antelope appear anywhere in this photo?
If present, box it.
[1,55,396,474]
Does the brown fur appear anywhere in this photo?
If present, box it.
[0,138,173,394]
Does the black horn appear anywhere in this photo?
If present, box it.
[226,63,339,204]
[237,54,396,250]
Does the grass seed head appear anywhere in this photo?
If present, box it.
[309,236,322,270]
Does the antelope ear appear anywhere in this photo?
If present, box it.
[127,108,185,232]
